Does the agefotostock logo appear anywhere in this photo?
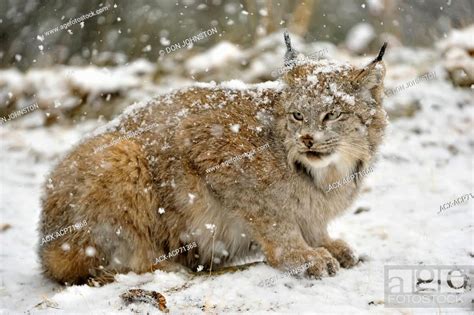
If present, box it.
[384,265,473,309]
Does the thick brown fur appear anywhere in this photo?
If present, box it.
[38,42,387,285]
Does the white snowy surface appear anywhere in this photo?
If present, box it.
[1,33,473,313]
[186,41,244,73]
[437,25,474,52]
[0,72,472,314]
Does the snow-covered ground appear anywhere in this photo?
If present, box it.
[0,37,473,314]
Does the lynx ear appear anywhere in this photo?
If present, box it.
[352,43,387,104]
[283,30,298,67]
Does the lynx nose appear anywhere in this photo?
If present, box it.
[300,134,314,148]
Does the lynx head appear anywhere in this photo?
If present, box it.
[277,31,388,178]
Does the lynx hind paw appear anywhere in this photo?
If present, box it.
[86,267,119,287]
[86,273,116,287]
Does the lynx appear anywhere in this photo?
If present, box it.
[38,32,388,285]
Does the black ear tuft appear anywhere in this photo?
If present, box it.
[284,30,293,52]
[283,30,297,66]
[353,42,388,84]
[373,42,388,63]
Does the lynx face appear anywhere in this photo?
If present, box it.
[279,59,385,176]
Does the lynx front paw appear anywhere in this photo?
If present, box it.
[323,239,358,268]
[274,247,340,278]
[305,247,340,278]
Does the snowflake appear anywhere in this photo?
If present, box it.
[188,193,196,204]
[85,246,96,257]
[205,224,216,232]
[230,124,240,133]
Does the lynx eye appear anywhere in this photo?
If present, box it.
[323,111,341,121]
[292,112,304,121]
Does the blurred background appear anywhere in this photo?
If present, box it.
[0,0,472,125]
[1,0,473,68]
